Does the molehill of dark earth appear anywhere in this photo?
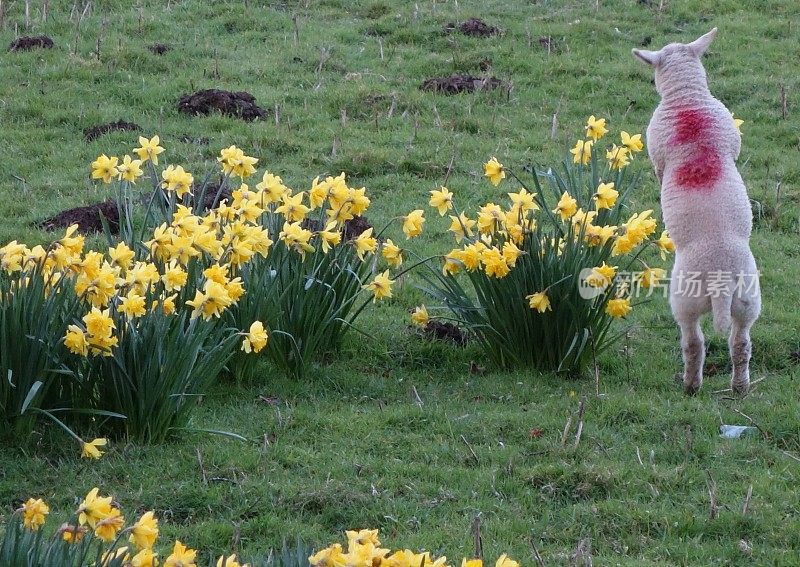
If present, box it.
[39,201,119,235]
[8,35,54,52]
[177,89,267,121]
[301,216,373,241]
[423,321,469,346]
[149,43,171,55]
[84,120,141,142]
[38,182,232,236]
[420,74,506,95]
[444,18,501,38]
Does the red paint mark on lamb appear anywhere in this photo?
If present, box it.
[676,145,721,189]
[673,108,713,143]
[672,108,721,190]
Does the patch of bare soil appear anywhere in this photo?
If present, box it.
[343,216,373,240]
[190,181,232,211]
[83,120,141,142]
[444,18,500,38]
[39,201,119,235]
[177,89,267,121]
[149,43,171,55]
[420,74,505,95]
[8,35,54,52]
[422,321,469,347]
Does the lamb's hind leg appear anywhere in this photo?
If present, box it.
[730,293,760,394]
[729,322,752,394]
[679,315,705,395]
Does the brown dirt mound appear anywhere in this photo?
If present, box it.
[190,181,232,211]
[343,216,373,241]
[420,74,505,95]
[149,43,171,55]
[301,216,373,240]
[423,321,468,346]
[444,18,500,38]
[177,89,267,121]
[8,35,54,52]
[83,120,141,142]
[39,201,119,235]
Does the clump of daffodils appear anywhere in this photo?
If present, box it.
[309,529,518,567]
[420,117,673,372]
[8,490,200,566]
[8,501,518,567]
[84,138,403,383]
[2,136,408,443]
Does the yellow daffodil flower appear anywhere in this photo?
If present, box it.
[134,135,165,165]
[363,270,394,302]
[20,498,49,531]
[410,305,429,328]
[318,222,342,253]
[620,131,644,153]
[91,154,119,184]
[553,191,578,221]
[585,115,608,141]
[570,139,592,165]
[638,267,666,288]
[448,213,476,243]
[118,291,147,318]
[495,554,519,567]
[429,186,454,216]
[130,511,159,550]
[94,507,124,541]
[130,548,158,567]
[484,157,506,186]
[606,144,630,170]
[117,155,144,183]
[593,182,618,209]
[81,437,108,459]
[242,321,269,353]
[527,291,551,313]
[216,554,247,567]
[477,203,504,235]
[382,239,403,267]
[275,192,311,222]
[402,210,425,239]
[606,297,632,318]
[161,165,194,198]
[353,227,378,260]
[77,488,113,528]
[65,325,89,356]
[164,540,198,567]
[481,246,510,278]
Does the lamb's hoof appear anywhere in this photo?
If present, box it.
[683,380,701,396]
[731,381,750,395]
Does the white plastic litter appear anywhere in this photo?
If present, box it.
[720,425,758,438]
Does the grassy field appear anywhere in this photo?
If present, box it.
[1,0,800,564]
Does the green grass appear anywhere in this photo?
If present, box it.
[1,0,800,564]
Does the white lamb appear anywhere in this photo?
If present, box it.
[632,28,761,395]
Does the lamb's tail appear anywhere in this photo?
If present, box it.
[711,293,733,334]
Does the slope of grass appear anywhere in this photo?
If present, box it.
[1,0,799,564]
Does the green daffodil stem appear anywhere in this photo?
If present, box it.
[372,217,406,241]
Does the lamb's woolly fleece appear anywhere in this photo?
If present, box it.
[633,29,760,333]
[633,28,760,395]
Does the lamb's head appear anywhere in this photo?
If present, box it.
[632,28,717,97]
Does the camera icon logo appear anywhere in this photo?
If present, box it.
[578,267,609,299]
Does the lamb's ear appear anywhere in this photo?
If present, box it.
[632,48,661,66]
[688,27,717,56]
